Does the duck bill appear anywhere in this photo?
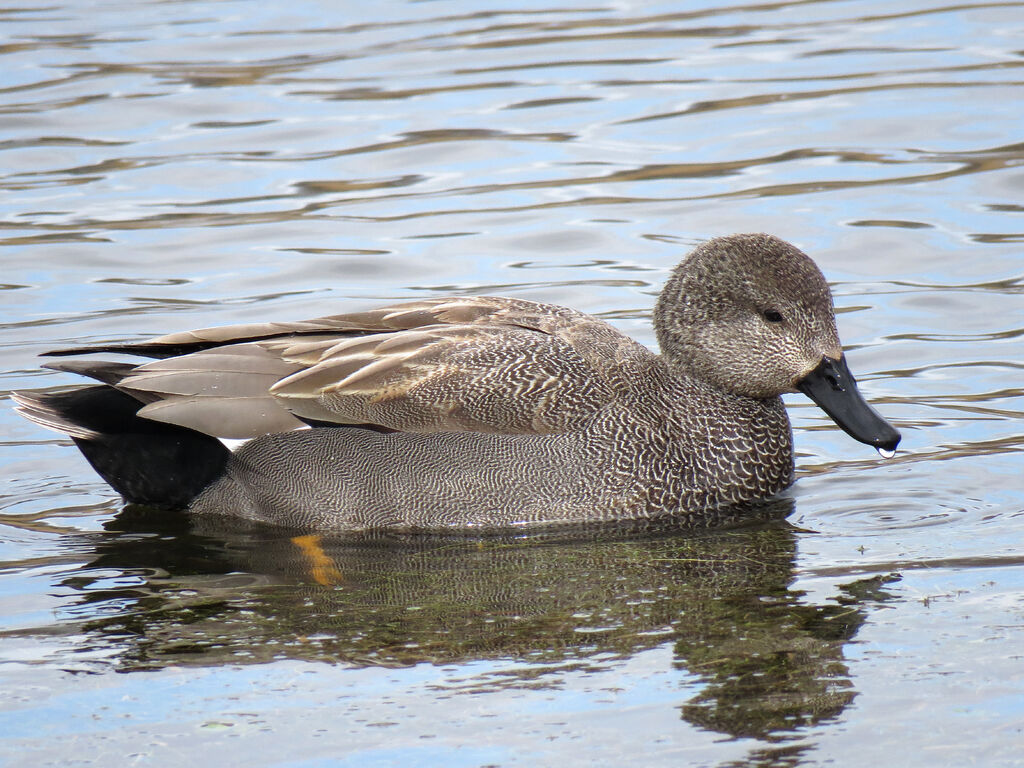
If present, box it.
[796,356,901,453]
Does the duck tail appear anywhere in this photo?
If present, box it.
[13,385,229,509]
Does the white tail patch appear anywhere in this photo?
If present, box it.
[217,424,310,452]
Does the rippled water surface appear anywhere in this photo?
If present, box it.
[2,1,1023,765]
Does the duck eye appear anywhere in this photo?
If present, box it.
[763,309,784,323]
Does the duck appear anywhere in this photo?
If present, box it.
[14,233,900,532]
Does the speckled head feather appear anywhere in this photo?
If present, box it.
[14,233,899,532]
[655,234,842,399]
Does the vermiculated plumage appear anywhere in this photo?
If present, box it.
[14,233,900,531]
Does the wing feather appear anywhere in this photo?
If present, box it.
[45,296,653,439]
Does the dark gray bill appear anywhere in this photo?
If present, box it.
[796,356,901,454]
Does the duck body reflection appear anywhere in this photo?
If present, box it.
[27,499,898,746]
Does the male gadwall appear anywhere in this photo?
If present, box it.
[14,233,900,531]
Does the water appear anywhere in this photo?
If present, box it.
[2,0,1023,765]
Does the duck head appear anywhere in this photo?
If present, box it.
[655,233,900,454]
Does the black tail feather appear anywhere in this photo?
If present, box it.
[42,359,137,387]
[15,386,229,509]
[42,343,209,360]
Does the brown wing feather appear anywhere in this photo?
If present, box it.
[119,343,309,438]
[145,298,511,348]
[51,296,651,439]
[267,321,630,434]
